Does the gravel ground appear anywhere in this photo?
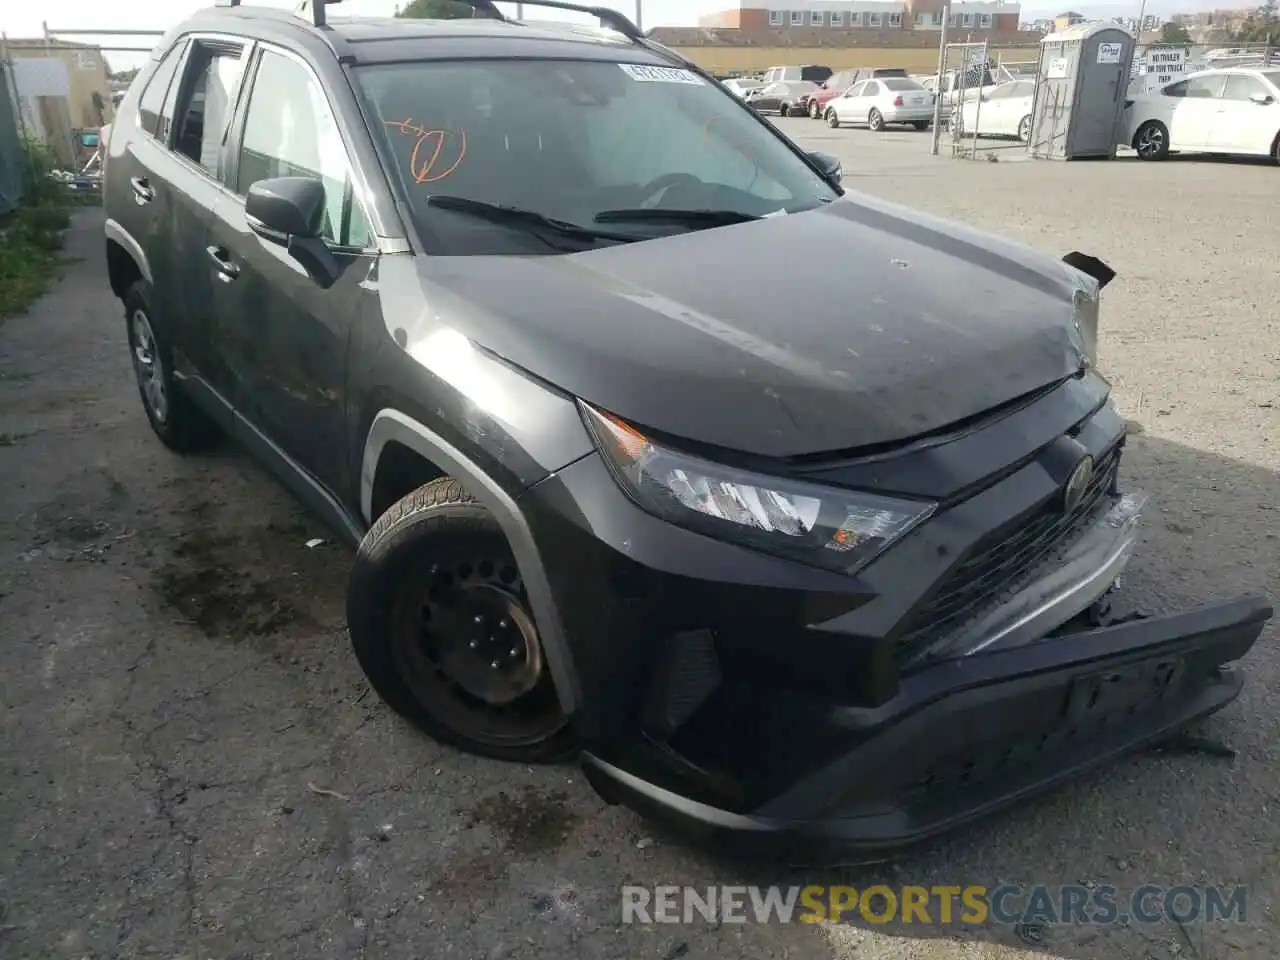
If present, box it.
[0,128,1276,960]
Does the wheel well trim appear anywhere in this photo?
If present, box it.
[105,218,153,287]
[361,408,582,713]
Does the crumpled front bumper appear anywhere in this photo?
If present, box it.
[582,595,1272,864]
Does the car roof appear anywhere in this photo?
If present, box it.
[175,4,675,67]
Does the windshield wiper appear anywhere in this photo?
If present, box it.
[593,208,763,227]
[426,195,633,245]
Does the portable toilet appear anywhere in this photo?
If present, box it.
[1030,23,1135,159]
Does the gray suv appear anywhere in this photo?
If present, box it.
[102,0,1271,862]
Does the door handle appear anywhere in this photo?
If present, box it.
[206,245,240,281]
[130,176,155,203]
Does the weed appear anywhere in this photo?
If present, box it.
[0,140,76,320]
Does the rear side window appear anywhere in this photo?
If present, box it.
[172,41,247,177]
[863,81,882,96]
[137,42,185,137]
[237,49,371,248]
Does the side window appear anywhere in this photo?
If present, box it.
[1222,74,1269,100]
[172,42,247,177]
[237,48,371,248]
[863,81,881,97]
[137,41,185,137]
[848,81,868,97]
[1184,75,1225,98]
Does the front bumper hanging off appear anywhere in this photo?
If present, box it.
[582,595,1272,863]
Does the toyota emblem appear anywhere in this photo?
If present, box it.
[1063,455,1094,514]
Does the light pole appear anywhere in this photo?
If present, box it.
[635,0,643,31]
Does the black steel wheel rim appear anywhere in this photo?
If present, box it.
[390,552,565,746]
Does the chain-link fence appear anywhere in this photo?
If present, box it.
[0,63,24,215]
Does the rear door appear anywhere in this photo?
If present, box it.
[1211,72,1280,153]
[207,43,378,496]
[145,36,253,406]
[856,80,882,122]
[1166,74,1227,149]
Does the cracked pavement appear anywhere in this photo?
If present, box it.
[1,131,1277,960]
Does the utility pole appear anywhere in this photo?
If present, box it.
[635,0,643,31]
[929,3,951,156]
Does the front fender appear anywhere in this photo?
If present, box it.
[360,408,584,714]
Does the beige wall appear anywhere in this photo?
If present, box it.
[670,44,1037,73]
[2,41,116,130]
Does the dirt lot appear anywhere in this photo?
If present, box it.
[1,130,1276,960]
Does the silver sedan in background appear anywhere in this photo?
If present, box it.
[824,77,936,131]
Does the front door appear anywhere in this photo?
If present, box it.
[207,44,378,497]
[1211,72,1280,153]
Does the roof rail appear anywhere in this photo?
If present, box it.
[449,0,644,42]
[294,0,343,28]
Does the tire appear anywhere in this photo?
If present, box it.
[1271,130,1280,164]
[868,109,885,132]
[779,103,791,118]
[826,108,840,129]
[1017,114,1032,143]
[1134,120,1169,160]
[124,280,218,453]
[912,120,930,131]
[809,99,821,119]
[348,477,576,764]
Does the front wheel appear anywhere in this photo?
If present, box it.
[348,478,576,764]
[1017,114,1032,143]
[868,109,885,132]
[809,99,821,119]
[826,108,841,129]
[1134,120,1169,160]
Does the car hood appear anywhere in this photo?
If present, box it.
[402,194,1091,459]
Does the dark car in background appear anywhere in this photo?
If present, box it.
[101,0,1271,863]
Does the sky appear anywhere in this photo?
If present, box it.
[0,0,1242,69]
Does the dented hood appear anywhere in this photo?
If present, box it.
[409,194,1093,459]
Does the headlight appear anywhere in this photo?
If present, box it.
[581,404,936,575]
[1071,285,1100,368]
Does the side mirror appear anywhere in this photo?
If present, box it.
[245,176,339,288]
[808,150,843,184]
[1249,92,1275,105]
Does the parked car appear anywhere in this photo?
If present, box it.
[921,64,1000,110]
[103,0,1272,862]
[824,76,935,130]
[800,68,859,118]
[721,77,764,99]
[760,63,832,86]
[802,66,908,118]
[745,79,819,116]
[956,78,1037,141]
[1122,68,1280,161]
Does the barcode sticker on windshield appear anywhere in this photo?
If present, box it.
[619,64,704,85]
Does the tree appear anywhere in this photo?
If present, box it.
[396,0,476,17]
[1232,0,1280,43]
[1159,22,1191,43]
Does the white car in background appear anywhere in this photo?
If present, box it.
[1122,68,1280,161]
[824,77,935,131]
[956,79,1037,141]
[721,77,764,99]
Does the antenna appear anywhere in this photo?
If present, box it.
[294,0,343,28]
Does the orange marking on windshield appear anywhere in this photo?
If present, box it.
[384,119,468,183]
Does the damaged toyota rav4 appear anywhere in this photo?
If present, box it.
[105,0,1271,861]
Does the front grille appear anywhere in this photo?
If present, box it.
[893,444,1122,666]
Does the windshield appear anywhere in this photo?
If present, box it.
[357,59,839,256]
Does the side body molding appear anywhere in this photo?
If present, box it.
[105,218,154,286]
[361,408,582,713]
